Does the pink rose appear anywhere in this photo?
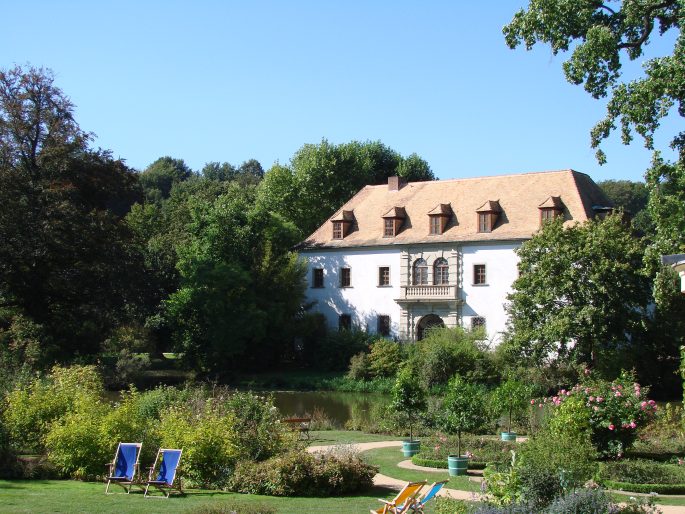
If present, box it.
[596,397,604,403]
[648,400,656,406]
[629,421,636,429]
[615,391,622,397]
[608,424,615,431]
[530,399,535,405]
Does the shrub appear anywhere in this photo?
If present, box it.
[539,371,657,458]
[432,497,470,514]
[416,433,517,466]
[346,352,371,380]
[516,430,597,509]
[158,403,239,488]
[368,340,404,378]
[3,365,103,453]
[490,379,533,434]
[545,489,612,514]
[301,328,372,371]
[227,449,376,496]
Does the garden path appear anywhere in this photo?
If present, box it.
[307,439,685,512]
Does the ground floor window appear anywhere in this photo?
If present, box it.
[377,315,391,336]
[339,314,352,331]
[471,316,486,330]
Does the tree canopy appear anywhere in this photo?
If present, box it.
[257,139,435,237]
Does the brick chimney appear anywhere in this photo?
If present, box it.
[388,176,405,191]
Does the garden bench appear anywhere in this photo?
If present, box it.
[283,417,311,440]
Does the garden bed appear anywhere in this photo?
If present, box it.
[598,458,685,495]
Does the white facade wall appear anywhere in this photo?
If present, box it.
[460,242,521,345]
[302,247,403,337]
[301,241,522,344]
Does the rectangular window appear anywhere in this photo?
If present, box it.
[339,314,352,331]
[430,216,442,235]
[377,315,391,336]
[312,268,324,288]
[378,266,390,286]
[340,267,351,287]
[383,218,395,237]
[471,316,486,330]
[478,213,491,233]
[332,221,343,239]
[474,264,487,285]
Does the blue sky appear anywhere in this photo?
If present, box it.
[1,1,678,182]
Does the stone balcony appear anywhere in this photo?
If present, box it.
[395,284,462,305]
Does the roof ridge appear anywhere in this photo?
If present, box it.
[363,169,576,189]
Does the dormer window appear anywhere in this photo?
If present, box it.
[382,206,406,237]
[476,200,501,233]
[538,196,564,225]
[331,210,355,239]
[427,203,451,235]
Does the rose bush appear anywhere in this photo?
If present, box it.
[535,371,657,458]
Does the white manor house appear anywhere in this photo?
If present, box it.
[298,170,611,344]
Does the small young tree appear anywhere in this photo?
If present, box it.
[491,379,532,434]
[390,366,427,442]
[440,375,490,457]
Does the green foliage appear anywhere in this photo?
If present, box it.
[517,430,598,509]
[227,449,377,497]
[418,433,517,467]
[545,489,612,514]
[346,352,371,381]
[599,458,685,485]
[3,365,103,453]
[439,375,492,456]
[598,179,652,233]
[431,497,470,514]
[483,452,523,508]
[300,328,372,372]
[547,395,592,441]
[491,379,533,433]
[139,156,193,202]
[409,327,498,388]
[257,139,434,237]
[368,340,405,378]
[506,215,650,370]
[390,367,427,441]
[600,479,685,495]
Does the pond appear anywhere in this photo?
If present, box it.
[270,390,389,428]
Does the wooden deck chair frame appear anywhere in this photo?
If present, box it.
[144,448,183,498]
[105,442,143,494]
[411,480,449,513]
[371,480,426,514]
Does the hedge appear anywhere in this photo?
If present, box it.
[411,455,486,470]
[601,480,685,495]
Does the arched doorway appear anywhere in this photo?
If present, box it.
[416,314,444,341]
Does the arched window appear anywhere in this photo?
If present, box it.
[434,258,449,285]
[413,258,428,285]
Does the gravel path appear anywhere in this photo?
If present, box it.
[308,439,685,513]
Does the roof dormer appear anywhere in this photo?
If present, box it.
[538,196,564,224]
[382,206,406,237]
[331,209,355,239]
[427,203,452,235]
[476,200,501,233]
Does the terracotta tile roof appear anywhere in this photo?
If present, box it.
[298,169,611,249]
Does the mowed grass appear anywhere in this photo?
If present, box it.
[0,480,407,514]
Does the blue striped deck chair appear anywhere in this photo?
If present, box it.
[144,448,183,498]
[410,480,449,512]
[105,442,142,494]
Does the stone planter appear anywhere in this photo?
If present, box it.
[447,454,469,476]
[401,439,421,457]
[500,431,517,442]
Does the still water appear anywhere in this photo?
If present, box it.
[269,391,389,428]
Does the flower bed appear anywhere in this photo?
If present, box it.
[412,434,516,469]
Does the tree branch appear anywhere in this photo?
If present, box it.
[617,0,677,50]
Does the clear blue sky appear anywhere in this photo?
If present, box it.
[2,1,678,182]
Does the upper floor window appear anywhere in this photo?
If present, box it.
[476,200,501,233]
[340,267,351,287]
[332,221,343,239]
[413,258,428,285]
[377,315,391,336]
[384,218,395,237]
[474,264,487,285]
[339,314,352,331]
[478,213,492,233]
[434,258,449,285]
[428,204,451,235]
[538,197,563,226]
[430,216,441,235]
[312,268,324,288]
[378,266,390,286]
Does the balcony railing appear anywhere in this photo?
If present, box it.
[399,284,458,301]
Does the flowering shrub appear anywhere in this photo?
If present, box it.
[536,371,657,458]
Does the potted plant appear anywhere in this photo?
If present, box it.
[390,366,427,457]
[491,378,532,441]
[440,375,490,476]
